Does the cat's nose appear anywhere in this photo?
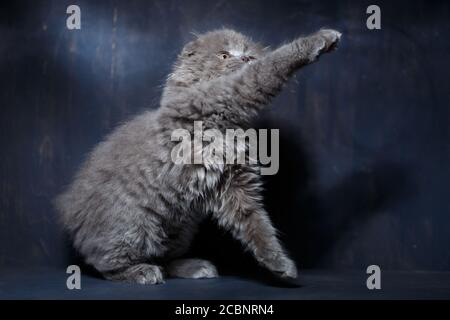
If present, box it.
[241,56,250,62]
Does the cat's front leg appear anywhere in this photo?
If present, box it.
[235,208,298,279]
[192,29,341,124]
[212,168,297,279]
[300,29,342,63]
[216,206,297,279]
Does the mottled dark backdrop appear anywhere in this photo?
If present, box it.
[0,0,449,272]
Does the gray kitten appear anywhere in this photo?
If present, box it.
[55,28,341,284]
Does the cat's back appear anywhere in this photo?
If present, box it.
[55,109,165,227]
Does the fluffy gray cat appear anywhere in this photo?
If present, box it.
[55,28,341,284]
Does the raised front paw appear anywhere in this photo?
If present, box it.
[103,263,165,285]
[307,29,342,62]
[316,29,342,53]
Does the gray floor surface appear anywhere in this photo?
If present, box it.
[1,267,449,299]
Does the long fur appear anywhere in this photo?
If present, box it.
[55,28,341,284]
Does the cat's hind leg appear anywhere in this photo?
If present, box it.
[166,258,218,279]
[103,263,165,285]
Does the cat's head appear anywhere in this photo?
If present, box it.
[167,29,266,87]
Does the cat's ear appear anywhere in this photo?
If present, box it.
[182,49,196,57]
[181,41,197,58]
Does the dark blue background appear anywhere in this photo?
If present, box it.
[0,0,449,273]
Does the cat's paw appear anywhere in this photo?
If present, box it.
[316,29,342,53]
[307,29,342,62]
[167,258,219,279]
[104,263,165,285]
[260,252,298,280]
[189,261,219,279]
[134,264,165,284]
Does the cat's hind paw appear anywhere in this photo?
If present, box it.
[103,263,165,285]
[167,258,219,279]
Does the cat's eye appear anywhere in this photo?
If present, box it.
[218,51,231,60]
